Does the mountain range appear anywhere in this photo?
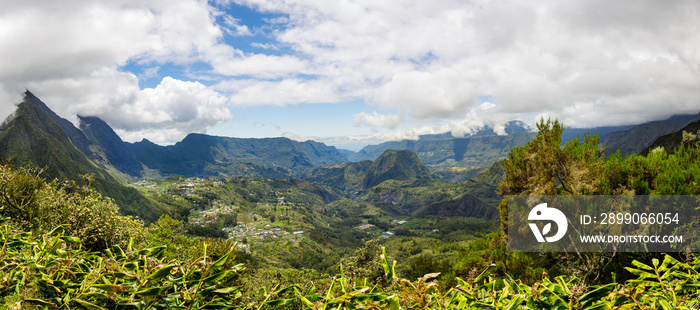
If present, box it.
[1,91,698,222]
[77,114,348,179]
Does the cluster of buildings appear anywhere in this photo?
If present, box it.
[356,223,375,230]
[132,180,156,189]
[223,223,304,245]
[187,205,237,226]
[357,219,409,239]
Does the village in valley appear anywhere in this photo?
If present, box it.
[131,177,314,255]
[131,176,414,256]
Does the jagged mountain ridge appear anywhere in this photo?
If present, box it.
[76,111,349,179]
[349,121,535,165]
[350,133,537,166]
[0,92,164,222]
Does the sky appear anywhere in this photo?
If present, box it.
[0,0,699,150]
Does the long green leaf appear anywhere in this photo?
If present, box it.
[293,288,317,309]
[473,265,496,284]
[504,295,524,310]
[579,283,616,307]
[74,298,108,310]
[625,267,657,280]
[659,299,674,310]
[264,299,296,306]
[91,284,131,292]
[200,270,233,286]
[214,286,239,294]
[208,252,231,272]
[147,264,177,281]
[23,298,56,307]
[135,285,172,297]
[631,260,653,271]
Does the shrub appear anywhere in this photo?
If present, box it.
[0,164,145,250]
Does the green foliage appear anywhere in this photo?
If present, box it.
[258,251,700,309]
[360,149,431,190]
[0,164,145,251]
[189,224,227,239]
[0,218,244,309]
[338,239,393,286]
[622,254,700,308]
[3,214,699,309]
[497,118,606,239]
[146,214,195,262]
[600,143,700,196]
[497,118,700,282]
[452,232,544,285]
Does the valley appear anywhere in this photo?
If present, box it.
[1,92,700,307]
[130,173,498,274]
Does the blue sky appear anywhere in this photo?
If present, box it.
[0,0,699,150]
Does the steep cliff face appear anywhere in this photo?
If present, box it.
[641,119,700,155]
[0,91,161,222]
[603,113,700,156]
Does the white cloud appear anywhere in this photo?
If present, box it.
[353,112,403,129]
[250,42,279,50]
[103,77,232,143]
[207,52,311,79]
[1,0,699,147]
[0,0,233,143]
[228,0,700,130]
[221,15,253,36]
[217,78,346,106]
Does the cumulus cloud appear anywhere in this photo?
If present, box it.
[353,112,403,128]
[0,0,233,143]
[104,77,232,143]
[231,0,700,129]
[2,0,699,146]
[220,15,253,36]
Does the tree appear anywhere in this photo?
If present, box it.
[497,118,605,234]
[496,118,611,282]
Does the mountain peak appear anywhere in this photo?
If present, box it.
[361,149,430,189]
[21,90,59,120]
[78,115,124,144]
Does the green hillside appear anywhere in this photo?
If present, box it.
[360,149,431,189]
[305,160,372,195]
[306,149,433,194]
[350,132,535,182]
[0,92,165,222]
[603,113,700,156]
[641,119,700,155]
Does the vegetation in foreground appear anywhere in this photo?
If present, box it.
[0,214,699,309]
[1,119,700,308]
